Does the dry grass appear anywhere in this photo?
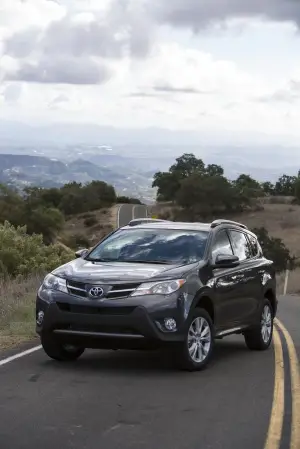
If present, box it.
[61,207,114,248]
[230,204,300,259]
[0,275,42,350]
[276,267,300,296]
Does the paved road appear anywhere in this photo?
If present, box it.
[0,296,299,449]
[117,204,148,228]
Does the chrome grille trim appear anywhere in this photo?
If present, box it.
[66,281,141,299]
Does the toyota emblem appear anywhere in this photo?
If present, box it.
[89,286,104,298]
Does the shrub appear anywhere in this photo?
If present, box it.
[84,216,98,227]
[0,221,73,278]
[252,227,296,273]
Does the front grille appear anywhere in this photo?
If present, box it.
[107,283,141,299]
[67,280,87,297]
[66,280,141,299]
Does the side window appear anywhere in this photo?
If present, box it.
[229,230,252,261]
[247,234,260,258]
[211,230,233,263]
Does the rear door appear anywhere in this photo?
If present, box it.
[227,229,261,325]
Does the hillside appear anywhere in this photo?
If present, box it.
[0,154,154,201]
[59,207,116,249]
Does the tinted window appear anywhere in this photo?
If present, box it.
[211,230,233,263]
[229,230,252,261]
[87,228,209,264]
[247,234,259,257]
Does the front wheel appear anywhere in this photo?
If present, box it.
[41,332,85,361]
[244,299,273,351]
[175,308,215,371]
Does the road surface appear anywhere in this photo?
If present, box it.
[117,204,148,228]
[0,295,299,449]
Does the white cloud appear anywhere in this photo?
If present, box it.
[0,0,300,143]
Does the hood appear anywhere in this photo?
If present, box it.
[52,258,198,283]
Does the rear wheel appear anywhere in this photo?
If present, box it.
[41,332,85,361]
[176,308,214,371]
[244,299,273,351]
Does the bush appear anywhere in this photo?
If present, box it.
[63,233,90,249]
[117,196,142,204]
[0,221,73,278]
[84,216,98,227]
[252,227,296,273]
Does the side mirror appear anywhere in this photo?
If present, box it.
[75,248,89,259]
[212,254,240,269]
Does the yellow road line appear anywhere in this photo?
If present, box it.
[275,318,300,449]
[264,326,285,449]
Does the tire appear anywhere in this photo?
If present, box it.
[41,332,85,361]
[175,308,215,371]
[244,299,273,351]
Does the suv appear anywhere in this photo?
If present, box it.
[36,218,277,371]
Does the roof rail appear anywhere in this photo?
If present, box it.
[128,218,171,227]
[210,219,248,230]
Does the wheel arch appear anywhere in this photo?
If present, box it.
[194,295,215,323]
[264,288,277,317]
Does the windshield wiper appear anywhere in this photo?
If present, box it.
[121,259,173,265]
[85,258,118,262]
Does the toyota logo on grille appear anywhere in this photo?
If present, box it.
[89,286,104,298]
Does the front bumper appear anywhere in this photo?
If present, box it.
[36,289,190,349]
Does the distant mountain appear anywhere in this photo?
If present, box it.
[0,154,155,202]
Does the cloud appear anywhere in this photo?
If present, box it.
[1,1,153,84]
[148,0,300,30]
[153,82,213,94]
[257,78,300,103]
[5,56,111,85]
[2,83,23,103]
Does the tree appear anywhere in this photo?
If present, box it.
[205,164,224,177]
[176,174,239,219]
[170,153,205,178]
[294,177,300,202]
[261,181,275,195]
[252,227,296,272]
[233,174,263,198]
[274,175,297,196]
[152,171,181,201]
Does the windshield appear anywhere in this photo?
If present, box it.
[87,228,209,265]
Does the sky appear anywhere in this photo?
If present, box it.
[1,0,300,144]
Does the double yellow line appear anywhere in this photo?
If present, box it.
[264,318,300,449]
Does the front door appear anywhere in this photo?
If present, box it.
[209,229,245,330]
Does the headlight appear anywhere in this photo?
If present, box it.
[131,279,186,297]
[42,274,68,294]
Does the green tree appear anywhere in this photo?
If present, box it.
[233,174,263,198]
[152,171,181,201]
[261,181,275,195]
[176,174,238,219]
[205,164,224,177]
[252,227,296,272]
[294,177,300,202]
[274,175,297,196]
[170,153,205,178]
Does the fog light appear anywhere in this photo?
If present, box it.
[36,311,44,326]
[164,318,177,331]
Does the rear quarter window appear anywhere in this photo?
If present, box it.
[247,234,262,257]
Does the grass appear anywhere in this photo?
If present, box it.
[61,207,114,249]
[276,267,300,296]
[0,275,42,350]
